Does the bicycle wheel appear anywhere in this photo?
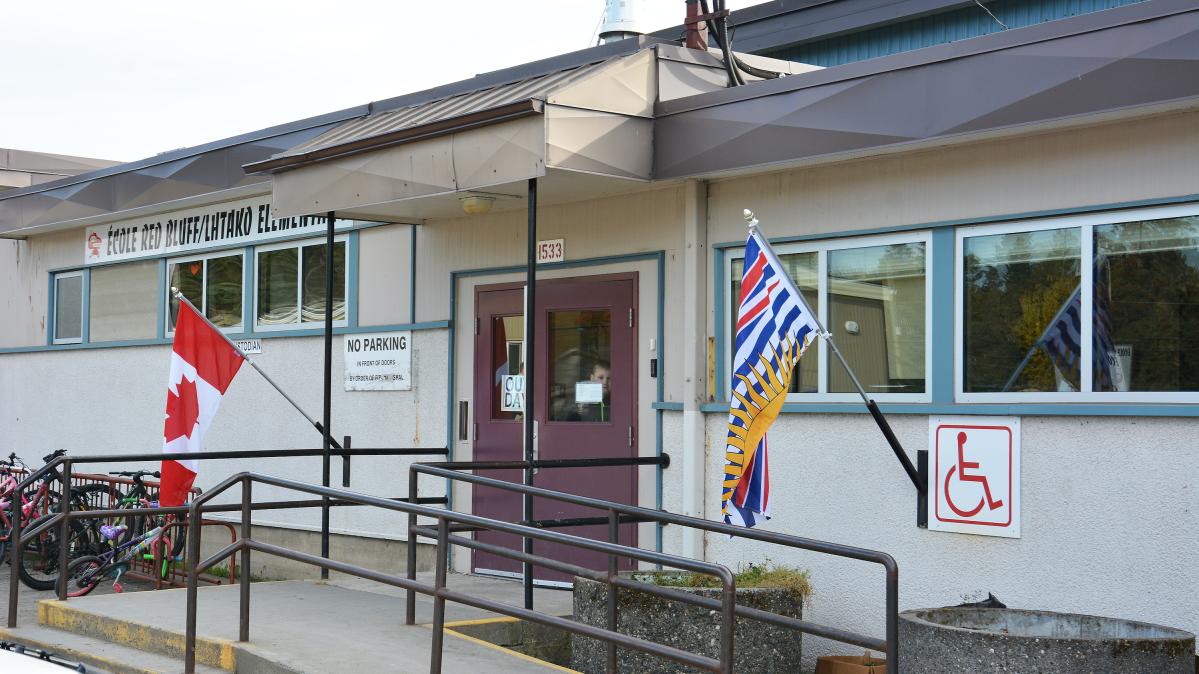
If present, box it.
[69,483,114,555]
[17,514,93,591]
[65,555,105,597]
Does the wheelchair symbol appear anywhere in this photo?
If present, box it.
[944,431,1004,518]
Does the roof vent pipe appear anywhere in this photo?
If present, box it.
[684,0,709,51]
[599,0,649,44]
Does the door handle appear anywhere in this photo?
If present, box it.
[532,420,540,475]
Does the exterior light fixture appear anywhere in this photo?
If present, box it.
[460,195,495,215]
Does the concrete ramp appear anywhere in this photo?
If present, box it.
[21,575,576,673]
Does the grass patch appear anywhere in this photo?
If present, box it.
[638,560,812,602]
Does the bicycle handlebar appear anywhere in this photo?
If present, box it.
[112,470,161,478]
[41,449,66,464]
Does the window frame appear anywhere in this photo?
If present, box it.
[724,230,934,403]
[164,249,246,336]
[954,202,1199,404]
[51,270,86,345]
[253,235,349,333]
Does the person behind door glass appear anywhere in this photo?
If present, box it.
[571,360,611,422]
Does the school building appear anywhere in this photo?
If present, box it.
[1,0,1196,665]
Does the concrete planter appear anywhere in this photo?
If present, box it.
[571,572,803,674]
[899,607,1196,673]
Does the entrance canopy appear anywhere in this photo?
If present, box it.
[246,41,813,221]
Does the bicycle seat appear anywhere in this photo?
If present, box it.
[41,449,67,463]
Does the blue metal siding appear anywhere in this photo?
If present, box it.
[761,0,1145,66]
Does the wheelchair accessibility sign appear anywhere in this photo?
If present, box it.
[928,416,1020,538]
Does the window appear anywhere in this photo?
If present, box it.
[52,271,84,344]
[90,260,157,342]
[956,204,1199,401]
[727,232,931,401]
[167,252,244,332]
[255,238,346,330]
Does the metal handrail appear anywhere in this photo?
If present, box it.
[6,446,448,628]
[182,472,739,674]
[411,461,899,673]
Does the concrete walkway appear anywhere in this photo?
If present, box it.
[16,574,576,674]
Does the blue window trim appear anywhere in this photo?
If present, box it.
[0,320,451,355]
[410,225,418,324]
[80,270,91,344]
[45,273,55,346]
[347,230,360,329]
[25,227,381,354]
[713,194,1199,418]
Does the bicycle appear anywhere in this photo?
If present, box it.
[63,519,177,596]
[107,469,188,560]
[2,451,105,590]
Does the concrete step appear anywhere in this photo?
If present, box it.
[34,577,578,674]
[0,622,224,674]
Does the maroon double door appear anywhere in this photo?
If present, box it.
[472,275,638,582]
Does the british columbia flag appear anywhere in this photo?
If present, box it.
[1032,254,1116,391]
[723,228,821,528]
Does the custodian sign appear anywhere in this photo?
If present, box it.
[344,331,412,391]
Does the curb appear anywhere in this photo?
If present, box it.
[0,625,170,674]
[39,599,236,671]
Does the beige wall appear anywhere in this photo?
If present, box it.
[414,183,689,402]
[0,228,83,348]
[705,109,1199,336]
[358,223,414,326]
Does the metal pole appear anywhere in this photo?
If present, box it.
[7,474,22,627]
[185,496,203,673]
[405,467,419,625]
[1000,342,1041,393]
[606,509,619,673]
[171,289,341,450]
[887,565,899,674]
[321,211,335,580]
[239,477,251,642]
[523,177,537,611]
[429,518,450,674]
[55,459,71,601]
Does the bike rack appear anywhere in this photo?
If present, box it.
[5,446,448,628]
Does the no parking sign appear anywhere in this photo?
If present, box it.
[928,416,1021,538]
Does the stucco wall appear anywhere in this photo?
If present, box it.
[684,411,1198,668]
[0,332,448,540]
[0,228,82,348]
[705,110,1199,249]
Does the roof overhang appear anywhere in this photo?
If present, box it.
[653,0,1199,180]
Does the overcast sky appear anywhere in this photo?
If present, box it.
[2,1,759,163]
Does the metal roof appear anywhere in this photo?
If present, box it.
[282,59,624,159]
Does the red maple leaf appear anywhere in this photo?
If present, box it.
[164,375,201,443]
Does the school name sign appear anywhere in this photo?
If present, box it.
[83,196,354,265]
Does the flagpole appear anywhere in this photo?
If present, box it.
[1000,284,1080,392]
[170,288,342,451]
[742,210,921,492]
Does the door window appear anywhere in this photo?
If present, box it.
[548,310,613,422]
[491,315,525,421]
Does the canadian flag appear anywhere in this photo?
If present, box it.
[161,301,244,506]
